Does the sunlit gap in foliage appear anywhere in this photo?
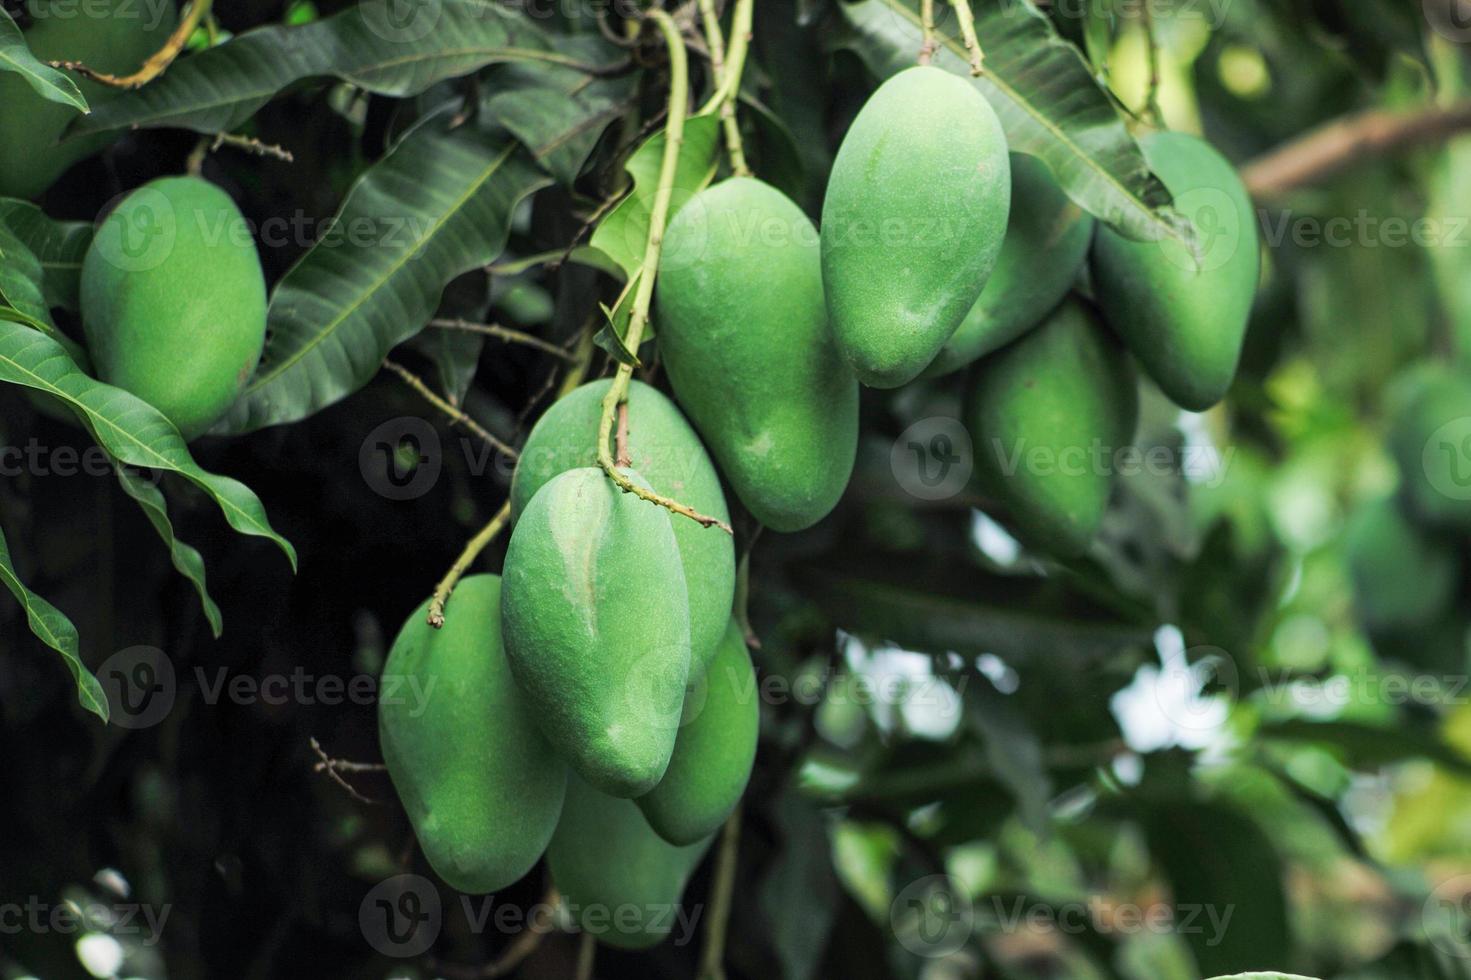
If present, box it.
[970,509,1023,565]
[1110,625,1234,756]
[837,633,965,741]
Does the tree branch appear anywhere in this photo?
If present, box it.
[1242,101,1471,199]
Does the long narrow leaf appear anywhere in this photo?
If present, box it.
[0,522,106,722]
[217,116,549,434]
[0,10,87,111]
[0,222,88,365]
[0,321,296,568]
[0,198,93,311]
[115,469,224,637]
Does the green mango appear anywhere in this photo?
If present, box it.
[501,466,690,797]
[1387,364,1471,530]
[547,774,713,950]
[378,575,567,894]
[657,176,858,532]
[964,300,1139,556]
[924,154,1094,378]
[80,176,267,439]
[637,618,758,845]
[1344,496,1460,633]
[820,66,1011,388]
[1090,131,1260,411]
[511,379,734,674]
[0,0,177,199]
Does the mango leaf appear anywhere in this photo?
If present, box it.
[0,522,106,722]
[1259,718,1471,778]
[0,10,87,111]
[480,39,637,185]
[586,113,724,280]
[836,0,1183,243]
[0,223,88,367]
[217,116,549,434]
[0,320,296,568]
[115,469,224,638]
[69,0,613,137]
[0,199,92,312]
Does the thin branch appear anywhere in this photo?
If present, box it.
[697,808,742,980]
[1242,101,1471,199]
[51,0,212,88]
[596,10,734,537]
[426,501,513,629]
[212,132,294,162]
[429,318,576,361]
[309,738,383,806]
[918,0,938,65]
[696,0,753,117]
[1139,0,1164,126]
[615,401,632,468]
[575,932,596,980]
[697,0,752,176]
[382,359,518,461]
[948,0,984,76]
[429,886,560,979]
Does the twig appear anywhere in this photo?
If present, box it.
[733,526,763,649]
[426,501,513,629]
[696,0,753,117]
[429,886,560,979]
[615,401,632,467]
[919,0,938,65]
[309,738,383,806]
[1242,101,1471,199]
[382,359,518,461]
[212,133,294,162]
[429,318,576,361]
[948,0,984,76]
[575,932,596,980]
[697,808,743,980]
[697,0,752,176]
[50,0,212,88]
[596,11,734,537]
[1139,0,1163,126]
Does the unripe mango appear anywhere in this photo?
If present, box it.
[1388,364,1471,530]
[1090,131,1259,411]
[511,380,734,674]
[637,619,758,845]
[80,176,267,439]
[547,774,713,950]
[1344,496,1460,633]
[657,177,858,532]
[821,66,1011,388]
[924,154,1093,378]
[964,300,1138,556]
[501,467,690,797]
[0,0,177,199]
[378,575,566,894]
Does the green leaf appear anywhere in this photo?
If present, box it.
[216,115,549,434]
[0,320,296,569]
[1259,719,1471,779]
[0,222,89,367]
[69,0,613,137]
[0,198,93,312]
[836,0,1183,243]
[0,9,87,111]
[586,113,724,279]
[480,39,637,185]
[115,468,224,638]
[0,522,106,722]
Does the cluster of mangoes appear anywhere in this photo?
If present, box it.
[375,65,1263,947]
[1344,364,1471,666]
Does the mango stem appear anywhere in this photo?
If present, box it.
[697,0,753,177]
[697,807,743,980]
[949,0,985,76]
[426,501,513,629]
[596,9,734,537]
[50,0,213,89]
[919,0,938,65]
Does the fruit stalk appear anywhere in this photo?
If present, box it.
[949,0,985,76]
[426,501,511,628]
[52,0,213,88]
[697,808,743,980]
[697,0,752,177]
[696,0,753,117]
[382,358,518,457]
[919,0,938,65]
[596,9,734,536]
